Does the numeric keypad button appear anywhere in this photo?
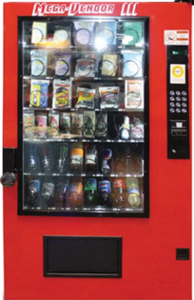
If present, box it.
[170,102,175,107]
[182,91,187,96]
[182,108,187,113]
[176,91,181,96]
[170,97,175,101]
[170,91,175,96]
[176,103,181,107]
[182,103,187,108]
[176,97,181,101]
[176,108,181,113]
[182,97,187,102]
[170,108,175,113]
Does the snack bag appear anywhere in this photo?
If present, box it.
[101,54,118,77]
[122,21,144,46]
[23,111,35,138]
[74,21,95,46]
[75,88,95,109]
[30,50,47,77]
[72,113,83,136]
[52,79,72,109]
[31,22,47,44]
[74,59,95,78]
[99,86,120,109]
[95,22,117,46]
[55,53,71,76]
[122,51,143,77]
[30,80,49,108]
[95,113,107,137]
[35,112,47,138]
[83,111,95,138]
[53,26,71,47]
[125,80,144,109]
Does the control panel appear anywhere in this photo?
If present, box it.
[167,46,190,159]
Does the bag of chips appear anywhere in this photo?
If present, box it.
[75,87,95,109]
[99,86,120,109]
[30,80,49,108]
[52,79,72,109]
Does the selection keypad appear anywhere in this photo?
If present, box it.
[169,90,188,114]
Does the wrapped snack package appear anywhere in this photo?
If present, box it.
[95,22,117,46]
[125,80,144,109]
[75,87,95,109]
[53,26,71,47]
[122,21,144,46]
[101,54,118,77]
[52,79,72,109]
[35,112,47,138]
[30,50,47,77]
[75,58,95,78]
[23,111,35,138]
[31,22,47,44]
[72,113,83,136]
[74,21,95,46]
[55,53,71,76]
[95,113,107,138]
[30,79,49,108]
[122,51,143,77]
[48,112,59,137]
[83,111,95,138]
[99,86,120,109]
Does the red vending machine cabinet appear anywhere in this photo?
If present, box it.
[3,2,192,300]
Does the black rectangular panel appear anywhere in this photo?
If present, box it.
[176,248,190,260]
[44,236,122,278]
[167,46,190,159]
[3,148,17,173]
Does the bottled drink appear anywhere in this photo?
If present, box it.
[126,178,141,207]
[41,182,55,209]
[84,178,97,207]
[112,179,126,208]
[101,149,112,174]
[68,181,83,208]
[70,143,84,173]
[120,116,130,140]
[40,145,52,173]
[85,145,97,173]
[55,182,68,209]
[99,180,111,207]
[27,144,38,172]
[25,179,40,208]
[57,144,68,173]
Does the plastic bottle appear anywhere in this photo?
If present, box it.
[126,178,141,207]
[112,179,126,208]
[99,180,111,207]
[68,181,83,208]
[85,145,98,173]
[101,149,112,174]
[70,143,84,173]
[120,116,130,140]
[84,178,97,207]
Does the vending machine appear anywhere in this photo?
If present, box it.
[2,1,192,299]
